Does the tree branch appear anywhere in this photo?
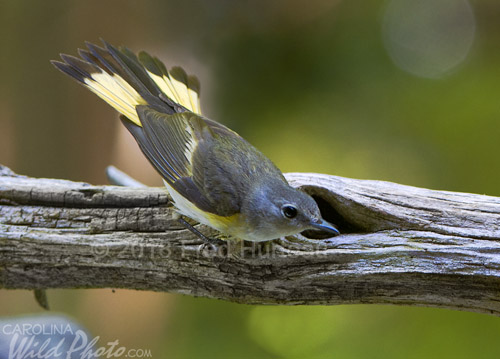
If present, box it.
[1,164,500,315]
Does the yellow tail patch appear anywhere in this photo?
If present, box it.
[83,66,201,126]
[84,72,145,126]
[146,69,201,115]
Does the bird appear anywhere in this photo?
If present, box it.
[51,40,340,243]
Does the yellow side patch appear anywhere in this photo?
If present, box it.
[204,212,243,234]
[164,180,242,236]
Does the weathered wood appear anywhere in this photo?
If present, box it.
[1,164,500,315]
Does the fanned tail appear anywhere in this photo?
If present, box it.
[51,40,202,127]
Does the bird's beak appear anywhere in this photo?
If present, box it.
[309,219,340,236]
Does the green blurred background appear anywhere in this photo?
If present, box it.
[2,0,500,358]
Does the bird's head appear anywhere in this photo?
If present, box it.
[240,178,340,241]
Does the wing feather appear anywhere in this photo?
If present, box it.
[119,116,178,183]
[125,107,220,213]
[137,106,195,180]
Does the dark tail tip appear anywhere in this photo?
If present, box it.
[51,59,87,83]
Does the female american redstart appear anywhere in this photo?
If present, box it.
[52,40,340,242]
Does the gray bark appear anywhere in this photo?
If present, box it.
[1,164,500,315]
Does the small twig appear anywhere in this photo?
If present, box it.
[106,165,147,188]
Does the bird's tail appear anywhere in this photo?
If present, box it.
[51,40,201,126]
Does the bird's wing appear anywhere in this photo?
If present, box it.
[121,106,241,216]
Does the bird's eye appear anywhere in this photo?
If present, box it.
[282,205,298,219]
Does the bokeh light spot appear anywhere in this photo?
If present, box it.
[382,0,476,78]
[248,306,343,357]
